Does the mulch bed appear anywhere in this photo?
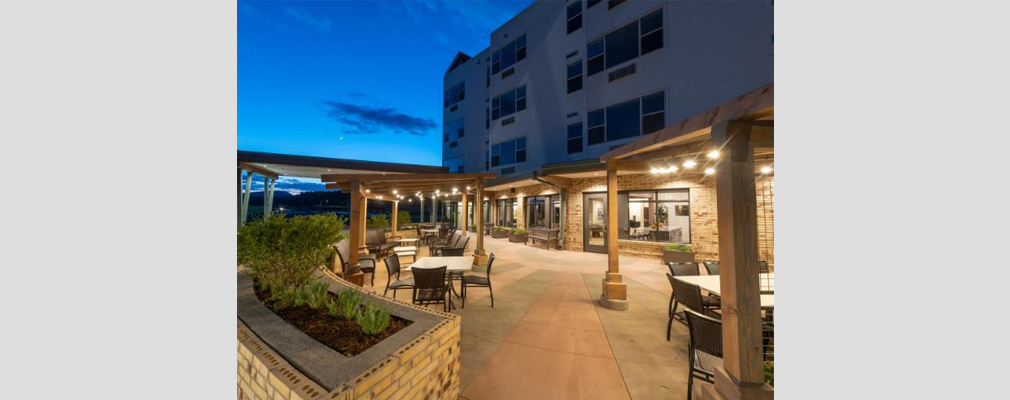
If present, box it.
[254,284,411,357]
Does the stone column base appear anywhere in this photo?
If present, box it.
[472,253,488,266]
[599,294,629,311]
[698,367,773,400]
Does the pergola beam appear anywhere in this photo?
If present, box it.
[321,172,495,183]
[239,162,280,179]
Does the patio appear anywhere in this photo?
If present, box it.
[359,233,699,400]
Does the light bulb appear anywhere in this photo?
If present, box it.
[707,151,719,159]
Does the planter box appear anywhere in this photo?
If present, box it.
[237,268,461,400]
[509,233,527,243]
[662,250,696,264]
[491,230,509,239]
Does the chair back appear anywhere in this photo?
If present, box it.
[703,261,719,276]
[334,240,350,269]
[439,227,450,238]
[383,255,401,278]
[441,247,464,256]
[668,262,699,277]
[412,266,448,304]
[457,236,470,250]
[655,230,671,241]
[759,260,770,273]
[685,309,723,370]
[486,253,496,279]
[669,274,705,313]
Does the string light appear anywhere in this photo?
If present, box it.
[392,190,398,194]
[707,150,719,159]
[761,166,773,174]
[683,160,697,168]
[705,168,715,175]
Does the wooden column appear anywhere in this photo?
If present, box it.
[240,171,254,227]
[391,200,398,236]
[361,197,368,235]
[702,120,771,400]
[432,195,438,225]
[474,179,486,265]
[600,162,628,310]
[349,181,365,267]
[237,168,243,229]
[419,195,424,223]
[461,193,468,234]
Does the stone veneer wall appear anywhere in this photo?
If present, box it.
[237,270,461,400]
[487,170,774,266]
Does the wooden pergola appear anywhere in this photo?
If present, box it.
[602,83,774,400]
[321,172,498,268]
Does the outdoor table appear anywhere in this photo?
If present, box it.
[674,273,774,308]
[393,246,418,262]
[419,228,439,245]
[395,237,420,246]
[406,256,473,305]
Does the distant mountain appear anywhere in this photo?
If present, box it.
[249,191,296,199]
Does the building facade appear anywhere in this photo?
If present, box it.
[441,0,774,262]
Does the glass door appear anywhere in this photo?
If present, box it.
[583,193,607,253]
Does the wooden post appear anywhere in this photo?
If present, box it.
[432,194,438,225]
[461,193,468,234]
[391,200,399,236]
[420,195,424,223]
[702,121,772,400]
[349,181,365,267]
[361,197,368,235]
[237,168,243,229]
[600,162,628,310]
[474,179,486,265]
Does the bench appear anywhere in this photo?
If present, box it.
[527,228,559,250]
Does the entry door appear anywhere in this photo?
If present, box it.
[583,193,607,253]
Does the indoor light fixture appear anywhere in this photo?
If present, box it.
[707,150,719,159]
[705,168,715,175]
[683,160,697,168]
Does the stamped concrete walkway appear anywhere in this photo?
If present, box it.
[366,233,705,400]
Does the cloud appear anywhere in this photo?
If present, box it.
[283,6,332,33]
[246,175,329,195]
[322,100,435,136]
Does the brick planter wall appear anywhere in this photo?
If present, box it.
[238,268,461,400]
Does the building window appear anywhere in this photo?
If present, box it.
[442,155,464,175]
[485,149,490,171]
[567,60,583,94]
[491,137,526,167]
[491,85,527,121]
[485,107,490,129]
[619,189,690,243]
[608,0,626,10]
[443,81,465,108]
[640,9,663,55]
[567,1,583,34]
[496,198,517,227]
[586,8,664,76]
[526,195,560,229]
[587,0,601,9]
[567,122,583,154]
[444,118,465,143]
[491,34,527,75]
[587,90,665,145]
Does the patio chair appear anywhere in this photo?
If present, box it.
[703,261,719,276]
[684,309,723,400]
[666,262,699,338]
[440,247,465,256]
[668,273,721,340]
[412,266,449,312]
[366,229,400,258]
[462,253,494,308]
[435,236,470,257]
[760,260,770,273]
[335,239,376,286]
[382,255,413,298]
[428,229,457,249]
[430,231,462,255]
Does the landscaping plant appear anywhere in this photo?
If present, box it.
[238,213,345,306]
[510,228,526,235]
[664,243,692,252]
[764,362,774,387]
[397,210,412,225]
[366,213,390,229]
[356,301,392,335]
[494,226,507,232]
[336,288,364,320]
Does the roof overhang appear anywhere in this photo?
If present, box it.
[237,151,448,180]
[321,171,498,201]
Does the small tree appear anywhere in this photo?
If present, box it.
[238,214,345,306]
[397,210,412,225]
[366,213,390,229]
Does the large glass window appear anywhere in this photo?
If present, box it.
[444,118,464,143]
[567,122,583,154]
[619,189,690,243]
[443,81,465,107]
[491,85,527,121]
[586,90,665,145]
[567,60,583,94]
[567,1,583,34]
[586,8,664,76]
[496,199,517,227]
[525,195,561,229]
[491,34,527,75]
[491,137,526,167]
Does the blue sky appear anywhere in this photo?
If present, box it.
[238,0,534,171]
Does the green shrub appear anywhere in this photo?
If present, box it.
[326,298,339,316]
[494,226,507,232]
[510,228,526,235]
[366,213,390,229]
[238,214,345,305]
[764,362,774,387]
[356,301,391,335]
[663,243,692,252]
[397,210,412,225]
[335,289,364,320]
[304,280,330,309]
